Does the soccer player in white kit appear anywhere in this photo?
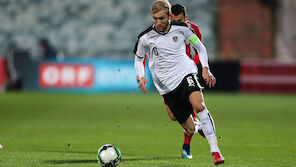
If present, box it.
[134,0,225,165]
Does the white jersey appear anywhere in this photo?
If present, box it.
[134,21,209,95]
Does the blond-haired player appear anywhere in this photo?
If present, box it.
[134,0,224,165]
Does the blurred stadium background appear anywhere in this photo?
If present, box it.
[0,0,295,93]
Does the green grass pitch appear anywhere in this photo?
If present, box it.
[0,92,295,167]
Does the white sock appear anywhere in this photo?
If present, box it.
[197,108,220,153]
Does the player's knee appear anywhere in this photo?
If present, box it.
[184,125,195,136]
[192,103,205,113]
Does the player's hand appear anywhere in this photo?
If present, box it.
[202,67,216,88]
[136,75,140,84]
[138,77,148,94]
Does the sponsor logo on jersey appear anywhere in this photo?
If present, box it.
[173,36,178,42]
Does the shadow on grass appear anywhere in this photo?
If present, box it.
[35,148,95,154]
[45,159,97,164]
[45,156,181,165]
[44,150,95,154]
[122,156,181,161]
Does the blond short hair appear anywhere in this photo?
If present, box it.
[151,0,171,15]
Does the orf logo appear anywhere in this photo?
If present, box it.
[39,63,94,87]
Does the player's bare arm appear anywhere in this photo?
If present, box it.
[138,76,148,94]
[202,67,216,88]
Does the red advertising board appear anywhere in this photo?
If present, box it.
[39,63,94,87]
[0,58,8,90]
[240,60,296,93]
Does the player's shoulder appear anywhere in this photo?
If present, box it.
[137,25,154,40]
[186,20,202,40]
[186,20,199,29]
[171,20,194,33]
[186,20,197,26]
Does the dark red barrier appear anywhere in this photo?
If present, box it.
[0,58,8,90]
[240,59,296,93]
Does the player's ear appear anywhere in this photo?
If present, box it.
[185,16,188,21]
[169,13,173,20]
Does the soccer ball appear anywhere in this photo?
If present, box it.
[97,144,121,167]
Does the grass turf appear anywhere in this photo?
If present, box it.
[0,92,295,167]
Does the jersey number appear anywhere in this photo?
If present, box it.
[186,76,195,87]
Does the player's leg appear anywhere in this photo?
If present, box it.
[191,110,198,121]
[182,115,194,150]
[165,102,204,137]
[182,131,193,159]
[163,95,198,159]
[164,103,177,121]
[189,91,225,165]
[162,76,204,160]
[191,111,205,138]
[164,100,203,159]
[179,115,198,159]
[164,97,204,134]
[192,111,197,121]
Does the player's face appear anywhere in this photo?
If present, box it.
[152,9,170,32]
[170,13,187,22]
